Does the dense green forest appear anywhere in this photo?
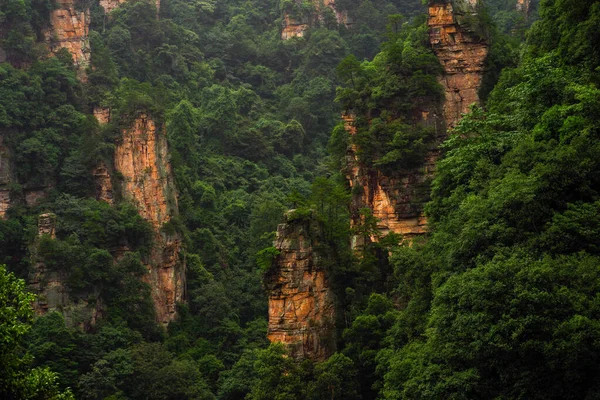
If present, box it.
[4,0,600,398]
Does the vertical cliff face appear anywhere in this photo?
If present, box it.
[264,213,336,360]
[343,0,487,246]
[44,0,91,77]
[281,0,349,40]
[345,108,444,246]
[114,113,184,325]
[93,161,114,204]
[428,0,488,128]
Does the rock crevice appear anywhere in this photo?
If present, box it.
[265,213,336,360]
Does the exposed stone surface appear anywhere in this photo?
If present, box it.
[281,0,349,40]
[281,14,310,40]
[115,115,173,229]
[265,213,336,360]
[114,113,184,324]
[30,213,103,330]
[428,0,488,128]
[93,161,114,204]
[44,0,91,78]
[342,1,487,245]
[344,109,444,246]
[94,107,112,124]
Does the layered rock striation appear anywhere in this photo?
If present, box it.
[44,0,91,77]
[428,0,488,128]
[344,0,488,246]
[345,108,444,246]
[114,113,184,325]
[265,213,336,360]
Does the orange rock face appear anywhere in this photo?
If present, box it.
[428,0,488,128]
[114,114,184,325]
[281,0,349,40]
[344,111,443,246]
[99,0,126,14]
[281,14,310,40]
[343,2,488,244]
[265,215,336,360]
[44,0,90,78]
[115,115,172,228]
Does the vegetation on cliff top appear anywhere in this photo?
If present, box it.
[3,0,600,398]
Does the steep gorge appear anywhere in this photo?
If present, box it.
[114,113,184,325]
[347,0,488,243]
[266,0,489,359]
[20,0,182,326]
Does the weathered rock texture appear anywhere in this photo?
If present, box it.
[44,0,91,76]
[343,0,487,246]
[345,108,444,246]
[428,0,488,128]
[114,113,184,324]
[281,0,349,40]
[265,214,336,360]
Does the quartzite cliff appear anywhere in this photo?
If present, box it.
[264,214,336,360]
[21,0,182,327]
[114,114,184,325]
[266,0,489,360]
[347,0,488,243]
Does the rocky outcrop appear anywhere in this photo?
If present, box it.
[44,0,91,78]
[428,0,488,128]
[114,113,184,324]
[281,0,349,40]
[345,107,444,246]
[282,14,310,40]
[93,161,114,204]
[343,1,487,245]
[516,0,531,17]
[265,213,336,360]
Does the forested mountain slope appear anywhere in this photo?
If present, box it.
[5,0,600,399]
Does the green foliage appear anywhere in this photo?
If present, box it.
[0,265,74,399]
[336,18,442,171]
